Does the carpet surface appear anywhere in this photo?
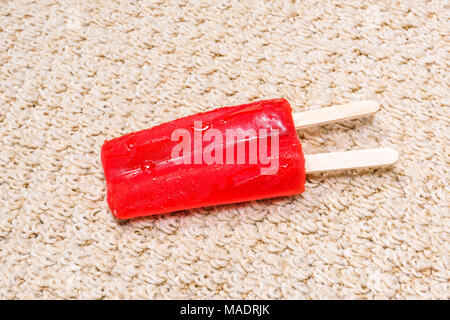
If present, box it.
[0,0,448,299]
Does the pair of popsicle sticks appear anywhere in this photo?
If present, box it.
[293,100,398,173]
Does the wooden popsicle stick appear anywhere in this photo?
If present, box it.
[304,147,399,173]
[293,100,380,129]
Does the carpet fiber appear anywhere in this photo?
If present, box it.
[0,0,448,299]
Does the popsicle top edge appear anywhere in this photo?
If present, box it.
[102,98,292,145]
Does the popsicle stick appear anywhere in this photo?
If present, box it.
[293,100,380,129]
[305,147,399,173]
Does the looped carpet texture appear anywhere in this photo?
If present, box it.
[0,0,448,299]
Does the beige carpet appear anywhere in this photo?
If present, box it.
[0,0,449,299]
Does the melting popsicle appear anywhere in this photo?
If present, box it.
[102,99,305,219]
[101,99,397,219]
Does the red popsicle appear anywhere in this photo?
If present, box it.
[101,99,305,219]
